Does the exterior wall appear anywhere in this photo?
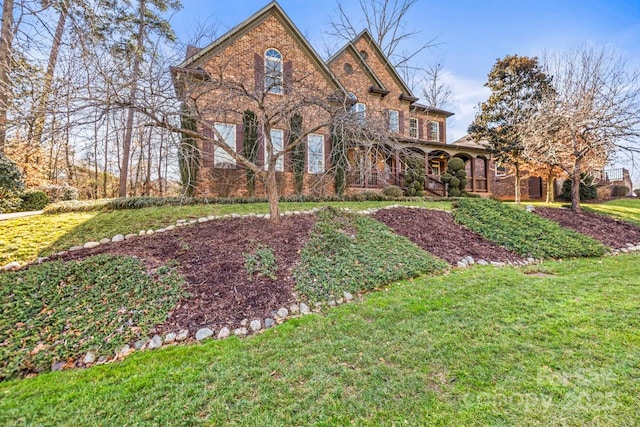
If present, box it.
[202,169,335,198]
[182,14,339,198]
[491,171,549,201]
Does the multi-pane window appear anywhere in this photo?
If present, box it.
[266,129,284,172]
[307,134,324,174]
[351,102,366,124]
[213,123,236,168]
[388,110,399,133]
[430,121,440,141]
[409,118,419,138]
[265,48,283,94]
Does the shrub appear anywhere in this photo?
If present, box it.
[634,189,640,197]
[19,190,49,211]
[0,187,22,213]
[0,153,24,193]
[559,174,597,201]
[442,157,468,197]
[611,185,630,197]
[404,154,425,196]
[382,185,404,198]
[37,184,79,203]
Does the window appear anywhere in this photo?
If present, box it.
[265,48,283,94]
[343,63,353,74]
[213,123,236,168]
[388,110,399,133]
[409,118,419,138]
[266,129,284,172]
[359,50,368,60]
[351,102,366,125]
[496,163,507,177]
[307,134,324,174]
[430,121,440,141]
[430,161,441,176]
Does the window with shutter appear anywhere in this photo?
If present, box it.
[265,49,283,94]
[213,123,236,168]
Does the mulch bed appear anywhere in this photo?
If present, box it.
[535,207,640,248]
[53,215,316,333]
[372,208,525,265]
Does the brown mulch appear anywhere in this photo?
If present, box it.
[372,208,525,265]
[535,207,640,248]
[53,215,316,333]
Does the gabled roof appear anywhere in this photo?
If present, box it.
[451,134,488,149]
[351,29,416,101]
[176,1,345,94]
[327,41,388,95]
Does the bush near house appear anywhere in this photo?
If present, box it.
[559,173,597,201]
[19,190,49,211]
[611,185,630,197]
[452,198,606,259]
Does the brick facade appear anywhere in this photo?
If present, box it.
[172,2,491,199]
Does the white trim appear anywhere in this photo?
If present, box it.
[266,128,284,172]
[307,134,324,174]
[409,118,419,138]
[388,110,399,133]
[265,48,283,94]
[213,123,236,168]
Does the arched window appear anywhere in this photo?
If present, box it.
[265,48,283,94]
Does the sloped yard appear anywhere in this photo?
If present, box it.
[535,206,640,248]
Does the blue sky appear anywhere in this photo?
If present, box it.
[170,0,640,179]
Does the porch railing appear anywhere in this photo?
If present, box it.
[425,174,447,197]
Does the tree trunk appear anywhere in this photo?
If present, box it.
[514,161,521,204]
[571,158,582,212]
[118,0,145,197]
[265,170,280,223]
[545,173,554,203]
[29,3,67,148]
[0,0,15,153]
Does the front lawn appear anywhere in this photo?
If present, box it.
[1,255,637,425]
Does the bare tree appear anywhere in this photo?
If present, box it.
[327,0,438,78]
[0,0,15,152]
[523,47,640,211]
[421,61,451,109]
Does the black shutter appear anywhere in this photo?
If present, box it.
[283,61,293,95]
[254,53,264,92]
[418,118,424,139]
[398,111,404,135]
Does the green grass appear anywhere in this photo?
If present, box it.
[0,255,185,381]
[453,198,607,258]
[0,200,452,265]
[294,208,448,300]
[1,255,638,425]
[584,198,640,226]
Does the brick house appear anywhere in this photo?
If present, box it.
[171,1,497,198]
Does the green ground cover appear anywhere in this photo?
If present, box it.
[1,255,637,425]
[294,208,447,300]
[0,200,452,264]
[0,255,184,381]
[584,198,640,226]
[453,198,606,258]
